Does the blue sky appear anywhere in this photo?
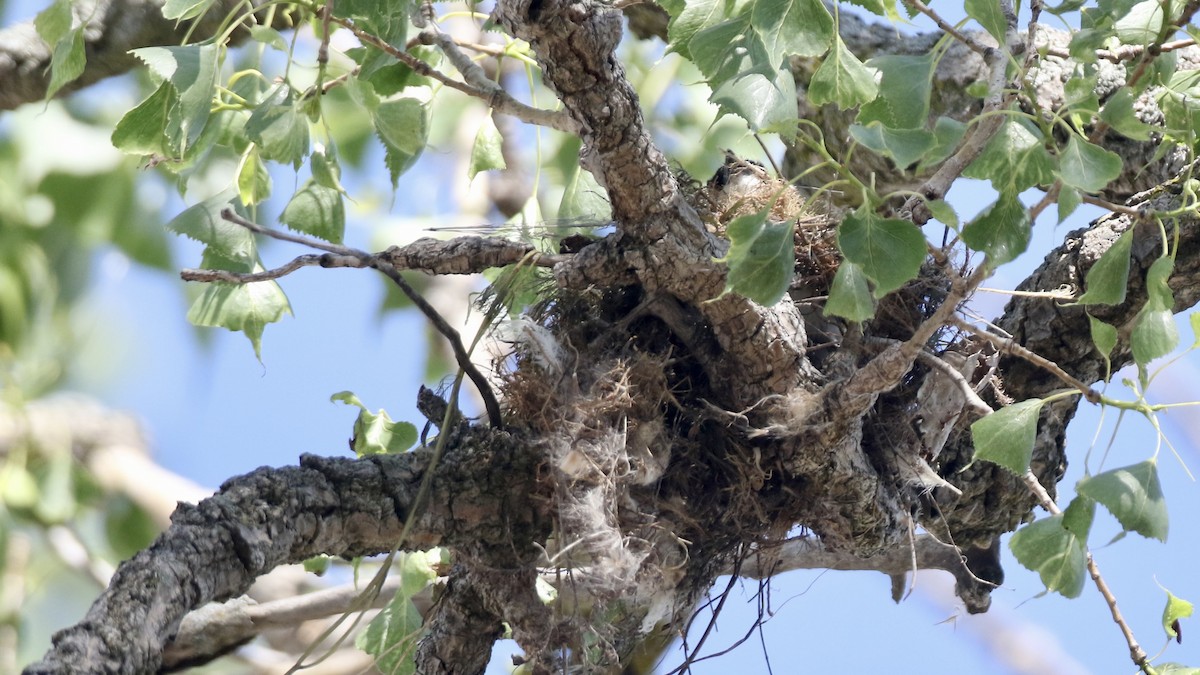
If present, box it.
[5,0,1200,672]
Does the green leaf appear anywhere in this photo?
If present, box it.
[1113,0,1164,45]
[1162,588,1194,643]
[375,92,431,187]
[750,0,834,65]
[559,163,611,221]
[1057,185,1082,223]
[1062,494,1096,542]
[34,451,75,524]
[711,67,799,132]
[837,211,925,296]
[1089,315,1118,360]
[1077,460,1168,541]
[1191,311,1200,347]
[858,52,936,129]
[971,398,1044,474]
[44,28,86,100]
[848,123,936,169]
[1009,513,1088,598]
[236,145,271,206]
[111,82,175,156]
[166,192,256,265]
[963,119,1056,192]
[356,553,437,675]
[965,0,1007,43]
[302,556,331,575]
[468,114,506,180]
[131,44,219,149]
[920,117,969,169]
[1131,256,1178,366]
[961,193,1031,266]
[926,199,959,228]
[722,208,796,306]
[280,182,345,244]
[1076,228,1133,305]
[331,391,418,456]
[245,84,310,168]
[1058,136,1122,193]
[808,36,878,109]
[162,0,216,21]
[187,255,291,361]
[1101,87,1154,141]
[34,0,71,46]
[104,496,158,559]
[825,261,875,321]
[310,148,346,193]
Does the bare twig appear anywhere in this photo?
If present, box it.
[905,0,993,56]
[212,209,504,427]
[949,316,1102,404]
[330,16,577,134]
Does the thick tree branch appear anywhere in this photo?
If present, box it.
[25,429,548,674]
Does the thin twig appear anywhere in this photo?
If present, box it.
[949,316,1102,404]
[330,16,577,134]
[866,337,993,416]
[1020,471,1150,671]
[905,0,992,56]
[213,209,504,427]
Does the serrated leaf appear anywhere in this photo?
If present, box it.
[111,82,175,156]
[963,119,1056,192]
[310,148,346,193]
[468,114,506,180]
[1162,588,1194,643]
[857,52,935,129]
[809,36,878,109]
[1114,0,1164,45]
[375,92,430,186]
[971,398,1044,474]
[848,123,936,169]
[837,211,925,296]
[712,67,798,131]
[750,0,834,66]
[1059,136,1123,192]
[187,262,291,361]
[131,44,219,149]
[1132,256,1178,366]
[280,182,345,244]
[166,192,256,265]
[826,260,874,321]
[355,553,436,675]
[965,0,1007,43]
[722,209,795,306]
[236,145,271,206]
[1009,514,1088,598]
[1078,460,1168,541]
[1062,494,1096,542]
[331,391,418,456]
[1076,228,1133,305]
[1089,315,1118,360]
[961,193,1031,266]
[1101,87,1154,141]
[245,84,310,168]
[162,0,216,21]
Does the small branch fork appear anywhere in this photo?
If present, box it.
[190,209,510,427]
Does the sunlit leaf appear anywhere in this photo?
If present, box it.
[1101,87,1154,140]
[750,0,834,66]
[187,254,291,361]
[469,114,506,180]
[1131,256,1178,366]
[235,145,271,206]
[111,82,175,156]
[376,92,431,186]
[1077,460,1168,541]
[808,35,878,109]
[1089,315,1118,361]
[971,398,1044,474]
[963,119,1056,192]
[857,52,935,129]
[1062,494,1096,542]
[166,192,256,265]
[1162,588,1194,643]
[131,44,219,149]
[331,391,418,456]
[965,0,1006,43]
[245,84,310,168]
